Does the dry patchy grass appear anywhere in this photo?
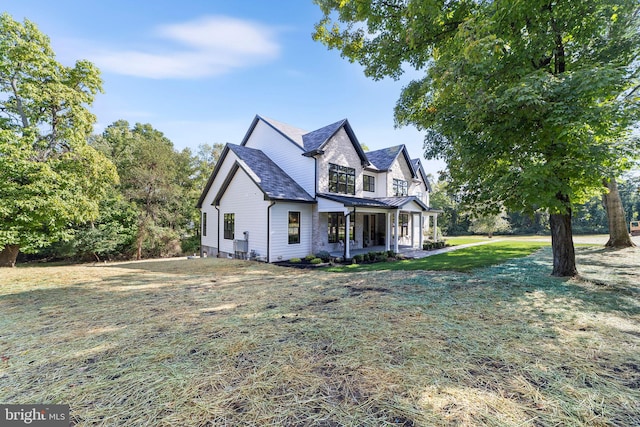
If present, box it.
[0,247,639,426]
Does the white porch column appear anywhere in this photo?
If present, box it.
[433,213,438,241]
[345,212,351,259]
[394,209,400,253]
[385,212,391,251]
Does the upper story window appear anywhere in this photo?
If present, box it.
[363,175,375,192]
[393,179,408,196]
[329,163,355,195]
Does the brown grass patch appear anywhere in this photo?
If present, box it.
[1,248,639,425]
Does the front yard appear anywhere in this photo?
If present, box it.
[0,245,638,425]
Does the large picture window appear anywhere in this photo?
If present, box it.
[328,213,355,243]
[288,211,300,244]
[363,175,375,192]
[223,213,234,240]
[328,163,355,195]
[393,179,408,196]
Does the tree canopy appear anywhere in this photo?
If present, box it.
[0,13,116,266]
[313,0,640,275]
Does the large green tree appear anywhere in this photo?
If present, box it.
[314,0,640,276]
[0,13,116,267]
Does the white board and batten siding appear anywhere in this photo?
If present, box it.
[200,153,239,254]
[269,202,313,262]
[217,167,270,258]
[244,120,316,196]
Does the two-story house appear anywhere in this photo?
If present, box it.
[196,115,440,262]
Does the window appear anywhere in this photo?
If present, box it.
[223,213,234,240]
[328,163,355,195]
[393,179,408,196]
[328,213,354,243]
[202,212,207,236]
[399,213,409,237]
[288,211,300,244]
[363,175,375,192]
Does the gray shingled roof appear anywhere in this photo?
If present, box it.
[259,116,307,148]
[365,145,404,170]
[226,144,315,203]
[302,119,347,153]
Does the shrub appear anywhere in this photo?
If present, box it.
[310,257,323,265]
[289,257,301,263]
[375,254,387,262]
[387,250,395,257]
[353,254,364,263]
[304,254,316,261]
[315,251,331,262]
[367,252,377,262]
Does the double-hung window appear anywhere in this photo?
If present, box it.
[288,212,300,244]
[363,175,375,192]
[223,213,234,240]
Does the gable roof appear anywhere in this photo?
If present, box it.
[366,145,416,178]
[412,158,433,192]
[301,119,369,165]
[213,144,315,205]
[239,115,307,151]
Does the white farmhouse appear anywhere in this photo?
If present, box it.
[196,115,440,262]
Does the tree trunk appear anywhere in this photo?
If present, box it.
[0,245,20,268]
[603,178,635,248]
[549,212,578,277]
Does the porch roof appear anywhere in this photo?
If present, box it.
[317,193,440,212]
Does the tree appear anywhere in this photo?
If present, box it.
[0,14,117,267]
[313,0,640,276]
[603,177,635,247]
[468,208,511,238]
[93,121,198,259]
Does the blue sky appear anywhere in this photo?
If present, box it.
[4,0,445,176]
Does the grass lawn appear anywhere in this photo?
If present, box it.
[326,241,550,272]
[1,245,639,426]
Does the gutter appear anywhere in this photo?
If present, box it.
[267,201,276,262]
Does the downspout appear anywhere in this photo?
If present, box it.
[267,201,276,262]
[343,208,355,259]
[214,205,220,258]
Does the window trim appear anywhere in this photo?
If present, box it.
[363,174,375,192]
[288,211,301,244]
[328,163,356,195]
[328,212,355,244]
[393,178,408,196]
[202,212,207,237]
[223,213,234,240]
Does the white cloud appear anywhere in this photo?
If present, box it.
[90,16,281,79]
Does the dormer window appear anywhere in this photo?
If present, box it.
[393,179,408,196]
[329,163,355,195]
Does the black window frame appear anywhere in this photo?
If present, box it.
[393,178,408,196]
[288,211,301,244]
[363,174,375,192]
[328,163,356,195]
[223,213,234,240]
[202,212,207,236]
[328,212,355,243]
[399,213,409,237]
